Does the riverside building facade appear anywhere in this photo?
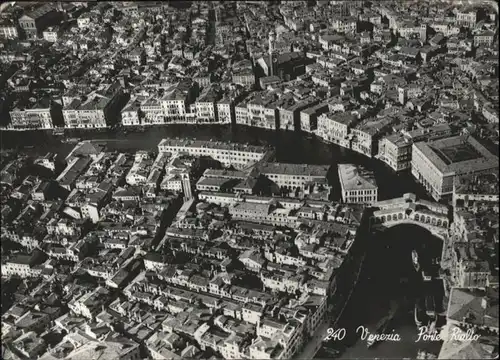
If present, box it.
[158,139,272,169]
[338,163,378,204]
[411,135,499,201]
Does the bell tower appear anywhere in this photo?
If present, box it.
[268,30,276,77]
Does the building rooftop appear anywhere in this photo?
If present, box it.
[259,162,330,177]
[56,157,92,186]
[454,173,499,196]
[231,201,271,215]
[413,135,498,175]
[320,112,358,126]
[158,139,269,154]
[447,287,498,329]
[438,324,498,360]
[7,254,34,266]
[203,169,248,179]
[197,176,234,187]
[384,132,413,147]
[338,163,378,191]
[22,4,54,21]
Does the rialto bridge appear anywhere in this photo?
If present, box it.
[369,193,450,239]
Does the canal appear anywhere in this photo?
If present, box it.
[0,124,431,202]
[318,224,445,359]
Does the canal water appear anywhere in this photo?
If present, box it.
[0,124,431,202]
[318,224,445,359]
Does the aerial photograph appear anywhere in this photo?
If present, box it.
[0,1,498,359]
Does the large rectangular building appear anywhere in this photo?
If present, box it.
[161,79,197,124]
[241,93,279,130]
[411,135,498,201]
[18,4,61,40]
[1,252,45,278]
[316,112,357,149]
[258,52,308,82]
[158,139,271,169]
[378,124,453,172]
[189,85,221,124]
[63,84,124,129]
[338,164,378,204]
[9,98,62,130]
[300,103,328,133]
[277,96,319,132]
[217,97,234,124]
[377,133,412,172]
[259,162,331,197]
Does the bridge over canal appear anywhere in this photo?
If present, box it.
[369,193,450,239]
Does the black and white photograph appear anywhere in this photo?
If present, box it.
[0,0,499,359]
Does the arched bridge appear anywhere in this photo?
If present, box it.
[369,193,450,239]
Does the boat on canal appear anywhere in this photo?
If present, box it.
[422,270,432,281]
[412,250,420,272]
[62,137,81,144]
[415,298,428,327]
[425,295,436,317]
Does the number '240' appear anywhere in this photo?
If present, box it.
[324,328,346,341]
